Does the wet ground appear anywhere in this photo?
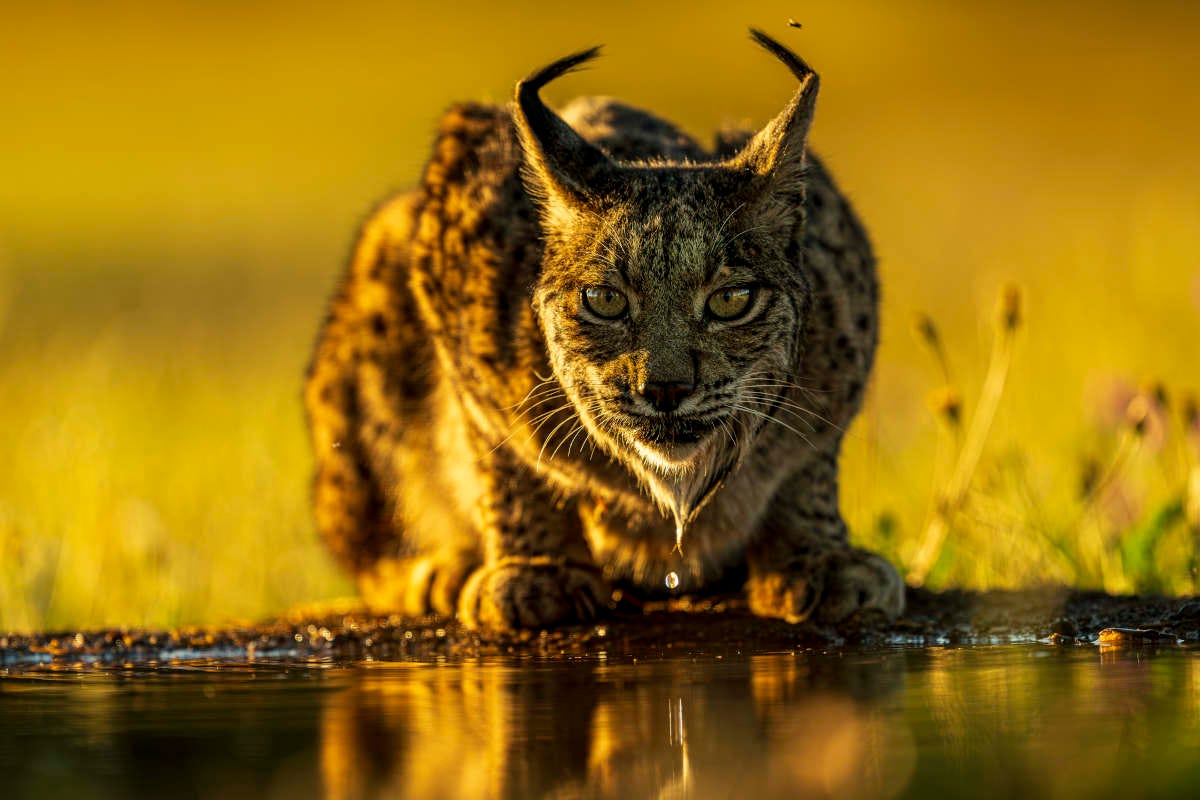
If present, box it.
[3,587,1200,668]
[6,589,1200,799]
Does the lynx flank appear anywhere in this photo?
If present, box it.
[305,30,904,631]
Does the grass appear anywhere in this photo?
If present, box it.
[0,278,352,631]
[856,284,1200,596]
[2,1,1199,631]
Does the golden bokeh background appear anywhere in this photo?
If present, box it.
[2,0,1198,629]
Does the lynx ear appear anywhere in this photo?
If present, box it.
[513,47,614,218]
[728,29,819,193]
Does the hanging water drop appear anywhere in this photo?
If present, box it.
[665,571,680,590]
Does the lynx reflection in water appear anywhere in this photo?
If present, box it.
[318,653,912,800]
[312,647,1200,799]
[5,646,1200,799]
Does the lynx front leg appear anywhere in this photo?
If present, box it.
[306,329,480,617]
[458,450,609,631]
[746,455,904,624]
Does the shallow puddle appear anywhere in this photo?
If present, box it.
[3,644,1200,798]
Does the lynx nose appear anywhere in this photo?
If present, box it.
[639,381,695,414]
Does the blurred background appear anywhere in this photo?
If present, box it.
[2,0,1198,631]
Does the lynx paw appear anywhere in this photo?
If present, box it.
[747,548,904,625]
[457,557,609,631]
[813,548,905,624]
[747,562,825,624]
[358,552,479,618]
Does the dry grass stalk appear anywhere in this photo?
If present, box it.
[907,284,1022,586]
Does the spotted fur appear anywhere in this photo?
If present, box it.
[304,31,904,630]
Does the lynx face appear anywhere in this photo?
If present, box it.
[518,37,821,534]
[533,174,807,482]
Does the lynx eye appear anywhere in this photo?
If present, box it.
[582,286,628,319]
[706,286,755,321]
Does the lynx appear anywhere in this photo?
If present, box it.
[304,29,904,631]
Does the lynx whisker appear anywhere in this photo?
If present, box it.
[525,402,571,437]
[503,377,559,411]
[716,417,738,448]
[550,421,585,462]
[739,393,822,432]
[739,389,838,424]
[709,202,747,256]
[731,403,819,453]
[536,412,582,472]
[739,374,830,395]
[717,222,771,253]
[509,389,567,427]
[739,388,855,438]
[482,393,572,458]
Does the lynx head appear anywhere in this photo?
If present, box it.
[517,31,819,540]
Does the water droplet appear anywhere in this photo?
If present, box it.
[665,571,680,590]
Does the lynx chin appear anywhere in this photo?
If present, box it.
[305,29,905,631]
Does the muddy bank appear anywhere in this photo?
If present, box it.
[4,587,1200,670]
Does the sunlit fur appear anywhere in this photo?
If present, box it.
[304,31,904,630]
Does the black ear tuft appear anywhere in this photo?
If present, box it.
[728,28,820,188]
[513,47,614,216]
[517,46,603,99]
[748,29,814,84]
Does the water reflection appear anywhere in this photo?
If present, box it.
[318,653,911,800]
[314,648,1200,800]
[4,647,1200,799]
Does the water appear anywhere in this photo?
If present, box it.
[3,645,1200,799]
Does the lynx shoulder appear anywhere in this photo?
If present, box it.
[304,30,904,630]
